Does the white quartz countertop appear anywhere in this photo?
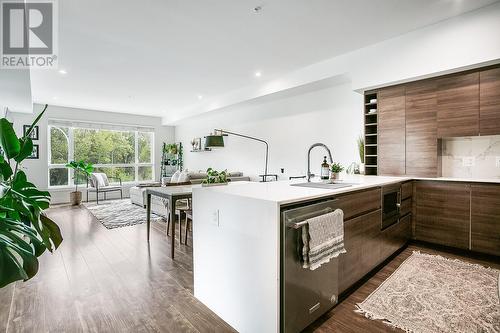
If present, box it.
[194,175,500,205]
[194,175,411,205]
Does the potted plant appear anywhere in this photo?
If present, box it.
[357,135,365,174]
[165,143,178,155]
[330,162,344,180]
[202,167,228,187]
[65,160,94,205]
[0,104,63,288]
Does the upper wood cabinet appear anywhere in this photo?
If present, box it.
[415,181,470,249]
[378,86,406,176]
[479,67,500,136]
[405,80,438,177]
[436,72,479,138]
[471,184,500,256]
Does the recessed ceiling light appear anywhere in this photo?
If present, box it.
[58,69,67,75]
[198,95,203,100]
[253,6,262,13]
[255,71,262,77]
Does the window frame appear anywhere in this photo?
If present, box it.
[47,123,155,188]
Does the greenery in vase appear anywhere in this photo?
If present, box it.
[357,135,365,163]
[0,104,63,288]
[165,143,178,154]
[330,162,344,174]
[202,167,227,184]
[65,160,94,192]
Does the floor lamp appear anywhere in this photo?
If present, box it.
[204,129,274,182]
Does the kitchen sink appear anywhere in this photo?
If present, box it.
[290,181,358,189]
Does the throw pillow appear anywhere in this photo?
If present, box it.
[178,170,189,183]
[170,170,181,183]
[91,173,107,187]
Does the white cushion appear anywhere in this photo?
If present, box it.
[91,173,109,187]
[170,171,181,183]
[177,170,189,183]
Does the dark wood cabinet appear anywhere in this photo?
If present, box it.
[378,86,406,176]
[400,198,411,217]
[376,66,500,176]
[415,181,470,249]
[405,80,438,177]
[380,214,411,261]
[471,184,500,256]
[339,209,381,293]
[437,72,479,138]
[338,183,412,294]
[336,188,381,221]
[401,181,413,200]
[479,67,500,136]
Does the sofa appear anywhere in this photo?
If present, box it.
[129,171,250,216]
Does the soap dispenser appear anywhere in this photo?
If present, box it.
[320,156,330,180]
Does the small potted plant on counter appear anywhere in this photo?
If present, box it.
[66,160,94,205]
[202,167,228,187]
[330,162,344,180]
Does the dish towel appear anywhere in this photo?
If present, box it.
[302,209,346,270]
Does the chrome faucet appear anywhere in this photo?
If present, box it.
[307,143,333,182]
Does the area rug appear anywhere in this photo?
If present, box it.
[356,251,500,333]
[84,199,165,229]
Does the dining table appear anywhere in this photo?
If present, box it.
[146,184,196,259]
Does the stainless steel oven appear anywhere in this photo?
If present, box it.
[381,184,401,230]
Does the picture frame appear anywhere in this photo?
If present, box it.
[27,144,39,159]
[23,125,39,140]
[191,137,202,151]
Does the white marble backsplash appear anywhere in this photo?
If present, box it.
[441,135,500,179]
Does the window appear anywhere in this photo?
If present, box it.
[48,121,154,187]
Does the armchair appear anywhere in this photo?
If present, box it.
[87,172,123,204]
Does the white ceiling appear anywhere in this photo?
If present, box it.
[29,0,499,121]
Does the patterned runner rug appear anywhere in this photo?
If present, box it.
[84,199,164,229]
[356,251,500,333]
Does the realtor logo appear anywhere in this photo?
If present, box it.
[1,0,58,68]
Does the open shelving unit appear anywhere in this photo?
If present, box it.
[160,142,183,179]
[364,91,378,175]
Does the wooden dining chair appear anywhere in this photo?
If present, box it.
[165,198,191,245]
[183,210,193,245]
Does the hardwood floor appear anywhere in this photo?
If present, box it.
[0,205,235,333]
[1,205,498,332]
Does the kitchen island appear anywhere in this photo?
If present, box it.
[191,175,411,333]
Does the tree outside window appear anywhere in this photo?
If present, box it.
[48,124,154,187]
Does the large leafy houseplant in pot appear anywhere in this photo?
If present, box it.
[0,105,63,288]
[66,160,93,205]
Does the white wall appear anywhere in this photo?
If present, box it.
[175,83,363,181]
[8,104,175,204]
[0,70,32,113]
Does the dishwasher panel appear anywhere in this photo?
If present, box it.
[281,199,340,333]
